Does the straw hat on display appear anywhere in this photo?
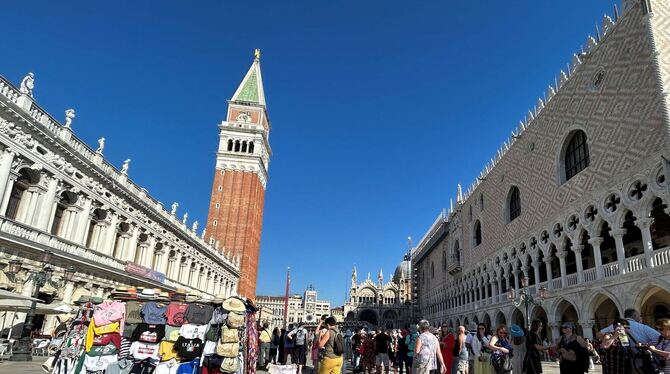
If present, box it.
[222,297,246,312]
[139,288,156,299]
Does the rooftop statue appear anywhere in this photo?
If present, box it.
[121,158,131,174]
[19,72,34,97]
[64,109,75,129]
[96,137,105,154]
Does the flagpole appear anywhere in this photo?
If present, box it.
[284,267,290,329]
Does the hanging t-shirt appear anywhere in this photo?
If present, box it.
[87,343,118,357]
[165,325,181,342]
[176,359,200,374]
[83,353,118,372]
[184,304,214,325]
[154,359,180,374]
[129,341,160,361]
[174,337,204,362]
[125,301,144,324]
[159,341,177,362]
[92,332,121,350]
[179,324,208,340]
[166,303,189,326]
[209,307,227,325]
[142,302,168,325]
[93,301,126,327]
[132,323,166,344]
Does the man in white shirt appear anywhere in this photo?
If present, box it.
[598,308,660,344]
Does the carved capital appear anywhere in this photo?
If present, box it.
[610,228,627,238]
[572,245,584,253]
[588,237,604,246]
[636,217,653,229]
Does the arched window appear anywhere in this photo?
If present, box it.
[468,206,473,222]
[509,186,521,222]
[564,130,590,181]
[241,141,248,153]
[480,193,484,211]
[473,220,482,247]
[249,142,255,154]
[234,140,241,152]
[227,139,233,151]
[431,262,435,278]
[442,251,447,271]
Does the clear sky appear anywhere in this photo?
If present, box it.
[3,1,616,305]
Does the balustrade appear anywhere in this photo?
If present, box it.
[603,262,620,278]
[652,247,670,267]
[551,278,562,290]
[583,268,597,283]
[566,273,578,286]
[626,254,646,273]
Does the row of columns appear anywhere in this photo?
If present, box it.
[0,148,237,296]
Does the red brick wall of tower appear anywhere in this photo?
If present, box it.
[206,168,266,299]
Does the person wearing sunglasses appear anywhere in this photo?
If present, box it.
[488,325,512,373]
[556,322,588,374]
[471,324,493,374]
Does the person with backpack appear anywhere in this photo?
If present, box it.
[556,321,589,374]
[288,322,309,374]
[406,325,419,374]
[318,317,344,374]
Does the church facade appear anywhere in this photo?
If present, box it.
[412,0,670,342]
[344,265,414,329]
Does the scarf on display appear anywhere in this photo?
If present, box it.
[246,310,258,374]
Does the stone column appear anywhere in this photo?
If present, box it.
[0,175,16,216]
[496,276,502,303]
[588,237,604,279]
[548,322,560,343]
[35,176,58,230]
[636,218,655,268]
[123,226,140,262]
[532,261,541,287]
[573,245,584,284]
[544,258,553,290]
[611,228,627,274]
[141,236,156,267]
[0,150,16,207]
[74,196,92,245]
[62,281,75,304]
[17,187,39,224]
[557,250,567,288]
[513,269,520,291]
[64,206,82,241]
[103,213,119,256]
[580,320,595,341]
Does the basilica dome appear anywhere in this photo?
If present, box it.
[393,259,411,283]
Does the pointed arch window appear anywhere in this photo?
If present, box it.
[509,186,521,222]
[473,220,482,247]
[564,130,590,181]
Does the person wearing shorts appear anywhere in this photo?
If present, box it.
[375,329,392,374]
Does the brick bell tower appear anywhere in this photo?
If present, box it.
[206,49,271,299]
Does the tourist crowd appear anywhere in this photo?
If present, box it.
[255,308,670,374]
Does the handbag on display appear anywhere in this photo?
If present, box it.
[216,342,239,358]
[220,357,239,373]
[221,325,239,343]
[226,312,245,329]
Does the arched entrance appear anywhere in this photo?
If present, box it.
[494,311,506,328]
[511,308,525,328]
[531,306,549,341]
[482,313,492,330]
[640,286,670,325]
[592,294,620,335]
[382,310,397,329]
[359,309,378,327]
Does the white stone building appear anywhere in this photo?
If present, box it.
[412,0,670,343]
[0,72,240,334]
[256,286,331,329]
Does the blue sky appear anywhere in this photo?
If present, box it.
[3,1,616,304]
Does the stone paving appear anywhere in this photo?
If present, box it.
[0,357,603,374]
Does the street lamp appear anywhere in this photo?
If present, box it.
[5,252,74,361]
[507,276,547,330]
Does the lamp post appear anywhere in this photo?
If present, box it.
[6,252,75,361]
[507,276,547,330]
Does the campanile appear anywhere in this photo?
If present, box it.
[206,50,271,299]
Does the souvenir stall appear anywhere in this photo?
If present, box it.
[48,286,258,374]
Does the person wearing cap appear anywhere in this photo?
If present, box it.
[509,325,525,374]
[414,320,447,374]
[556,321,588,374]
[601,318,633,374]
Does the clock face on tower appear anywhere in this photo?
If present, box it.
[307,296,314,302]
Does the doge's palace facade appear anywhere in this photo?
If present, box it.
[413,0,670,342]
[0,72,239,333]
